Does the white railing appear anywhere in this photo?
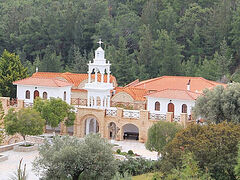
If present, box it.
[24,102,33,108]
[174,115,181,122]
[149,113,166,121]
[106,108,117,117]
[123,110,140,119]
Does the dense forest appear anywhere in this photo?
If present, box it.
[0,0,240,86]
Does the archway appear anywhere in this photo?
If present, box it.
[108,122,118,139]
[122,123,139,140]
[85,117,99,135]
[168,103,175,121]
[168,103,174,114]
[34,90,39,99]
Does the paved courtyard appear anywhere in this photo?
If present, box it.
[0,140,157,179]
[0,150,39,180]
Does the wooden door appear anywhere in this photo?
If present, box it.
[34,90,39,99]
[168,103,174,120]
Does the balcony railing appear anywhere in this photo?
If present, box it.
[123,110,140,119]
[71,98,87,106]
[149,113,166,120]
[105,108,117,117]
[174,115,181,122]
[24,102,33,108]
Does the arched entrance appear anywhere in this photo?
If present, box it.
[34,90,39,99]
[168,103,174,114]
[122,123,139,140]
[108,122,118,139]
[85,117,99,135]
[168,103,175,121]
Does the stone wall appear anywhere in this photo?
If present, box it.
[74,107,189,143]
[0,97,24,129]
[111,92,146,110]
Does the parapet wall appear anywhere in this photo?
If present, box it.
[74,107,189,143]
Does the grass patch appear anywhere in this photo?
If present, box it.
[20,144,33,147]
[132,173,154,180]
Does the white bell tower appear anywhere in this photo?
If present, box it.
[84,39,113,108]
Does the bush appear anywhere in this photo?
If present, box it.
[116,149,121,154]
[118,157,157,176]
[162,123,240,179]
[33,134,117,180]
[128,150,134,156]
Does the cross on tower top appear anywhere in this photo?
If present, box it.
[97,39,103,47]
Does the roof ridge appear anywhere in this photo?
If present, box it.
[185,91,197,100]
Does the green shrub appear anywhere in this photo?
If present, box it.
[116,149,121,154]
[128,150,134,156]
[118,157,158,176]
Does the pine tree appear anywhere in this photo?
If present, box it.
[136,25,153,79]
[214,39,233,79]
[153,30,183,76]
[40,47,63,72]
[107,37,136,86]
[70,46,88,73]
[0,50,28,98]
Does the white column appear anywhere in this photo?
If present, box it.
[107,96,110,107]
[100,97,103,107]
[107,72,110,83]
[88,71,91,83]
[104,97,107,107]
[95,70,98,82]
[101,73,104,83]
[91,97,94,107]
[86,119,90,135]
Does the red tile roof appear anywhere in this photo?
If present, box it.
[115,87,148,101]
[13,77,73,87]
[131,76,226,93]
[146,89,202,101]
[125,79,140,87]
[32,72,117,87]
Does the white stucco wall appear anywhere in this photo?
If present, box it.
[147,96,195,116]
[16,85,72,104]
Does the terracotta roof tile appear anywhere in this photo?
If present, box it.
[146,89,202,101]
[125,79,140,87]
[115,87,148,101]
[133,76,226,93]
[13,77,73,87]
[32,72,117,87]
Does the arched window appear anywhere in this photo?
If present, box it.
[25,90,30,99]
[182,104,187,113]
[155,101,160,111]
[64,91,66,101]
[43,92,47,99]
[34,90,39,99]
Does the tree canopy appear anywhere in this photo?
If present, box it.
[33,97,76,128]
[0,0,240,86]
[33,134,117,180]
[145,121,182,155]
[4,108,45,141]
[0,50,28,97]
[161,123,240,180]
[194,83,240,124]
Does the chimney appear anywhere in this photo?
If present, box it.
[187,79,191,91]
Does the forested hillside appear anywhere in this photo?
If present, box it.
[0,0,240,86]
